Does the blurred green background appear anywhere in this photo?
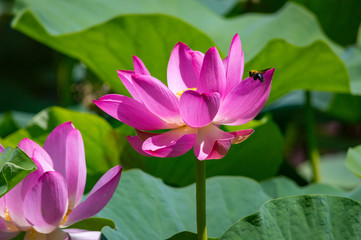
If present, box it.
[1,0,361,239]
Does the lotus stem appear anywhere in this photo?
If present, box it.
[305,90,321,183]
[195,158,207,240]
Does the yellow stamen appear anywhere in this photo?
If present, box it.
[1,208,20,231]
[176,88,196,99]
[28,228,38,240]
[60,208,72,225]
[4,209,11,222]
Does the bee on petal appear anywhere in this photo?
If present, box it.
[249,68,270,82]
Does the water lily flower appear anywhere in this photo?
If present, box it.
[94,34,274,160]
[0,122,122,240]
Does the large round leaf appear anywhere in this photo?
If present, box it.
[98,169,271,239]
[97,169,357,239]
[12,2,356,100]
[220,195,361,239]
[13,13,216,95]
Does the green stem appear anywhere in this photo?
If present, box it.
[195,159,207,240]
[305,91,321,183]
[57,57,75,107]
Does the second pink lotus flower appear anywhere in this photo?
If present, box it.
[0,122,122,240]
[94,34,274,160]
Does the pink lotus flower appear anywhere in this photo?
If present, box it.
[94,34,274,160]
[0,122,122,240]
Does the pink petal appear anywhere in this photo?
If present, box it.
[214,68,274,125]
[133,56,150,75]
[63,229,101,240]
[0,144,4,153]
[43,122,86,210]
[194,124,234,160]
[230,129,254,144]
[127,135,154,157]
[204,139,232,160]
[141,127,197,158]
[224,33,244,95]
[117,70,142,102]
[18,138,53,168]
[23,171,68,234]
[167,42,199,94]
[131,75,183,125]
[179,90,220,128]
[63,166,122,227]
[223,56,229,71]
[93,94,172,130]
[197,47,226,95]
[127,130,166,157]
[4,157,51,230]
[190,51,204,78]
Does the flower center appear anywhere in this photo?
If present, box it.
[176,88,196,99]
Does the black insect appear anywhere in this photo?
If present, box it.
[249,68,270,82]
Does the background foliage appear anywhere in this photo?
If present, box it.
[1,0,361,239]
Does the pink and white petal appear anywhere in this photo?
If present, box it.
[4,158,49,230]
[224,33,244,95]
[18,138,53,168]
[93,94,171,130]
[131,75,183,124]
[179,90,220,128]
[117,70,142,101]
[142,127,197,158]
[214,68,274,125]
[43,122,86,209]
[197,47,226,95]
[23,171,68,234]
[193,125,234,160]
[167,42,199,94]
[0,144,4,153]
[63,166,122,227]
[0,197,5,219]
[0,213,20,233]
[230,129,254,144]
[24,229,69,240]
[63,229,101,240]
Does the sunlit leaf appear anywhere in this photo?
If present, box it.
[346,145,361,179]
[0,147,36,197]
